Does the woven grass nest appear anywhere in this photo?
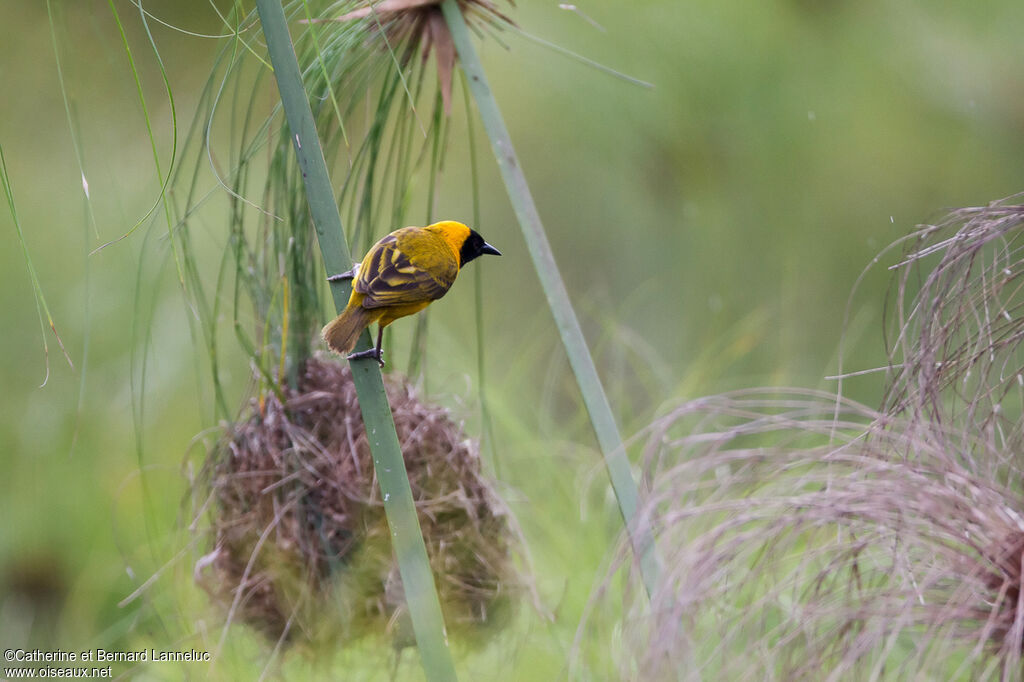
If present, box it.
[197,354,517,647]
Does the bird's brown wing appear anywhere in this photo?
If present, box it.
[355,231,458,309]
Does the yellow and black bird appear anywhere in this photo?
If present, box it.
[322,220,501,366]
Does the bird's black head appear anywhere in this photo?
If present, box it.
[459,229,501,266]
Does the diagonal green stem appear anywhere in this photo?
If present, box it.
[440,0,660,598]
[253,2,457,679]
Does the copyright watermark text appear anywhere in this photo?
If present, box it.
[3,648,210,679]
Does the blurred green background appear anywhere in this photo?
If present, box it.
[4,0,1024,679]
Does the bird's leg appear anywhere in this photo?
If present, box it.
[326,263,360,282]
[346,346,383,365]
[372,326,385,367]
[346,326,385,367]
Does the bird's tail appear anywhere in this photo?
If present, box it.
[322,304,373,355]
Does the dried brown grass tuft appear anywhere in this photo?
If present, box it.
[599,199,1024,680]
[884,198,1024,482]
[618,392,1024,680]
[305,0,514,114]
[195,354,518,648]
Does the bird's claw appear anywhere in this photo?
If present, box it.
[327,263,360,282]
[347,348,385,368]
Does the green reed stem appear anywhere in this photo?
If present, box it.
[254,2,457,679]
[440,0,660,599]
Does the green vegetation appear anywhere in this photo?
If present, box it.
[4,0,1024,679]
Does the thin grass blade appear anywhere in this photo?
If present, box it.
[0,144,74,383]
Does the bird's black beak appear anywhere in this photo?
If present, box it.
[480,242,501,257]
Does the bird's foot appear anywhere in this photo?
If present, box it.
[327,263,360,282]
[347,348,385,367]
